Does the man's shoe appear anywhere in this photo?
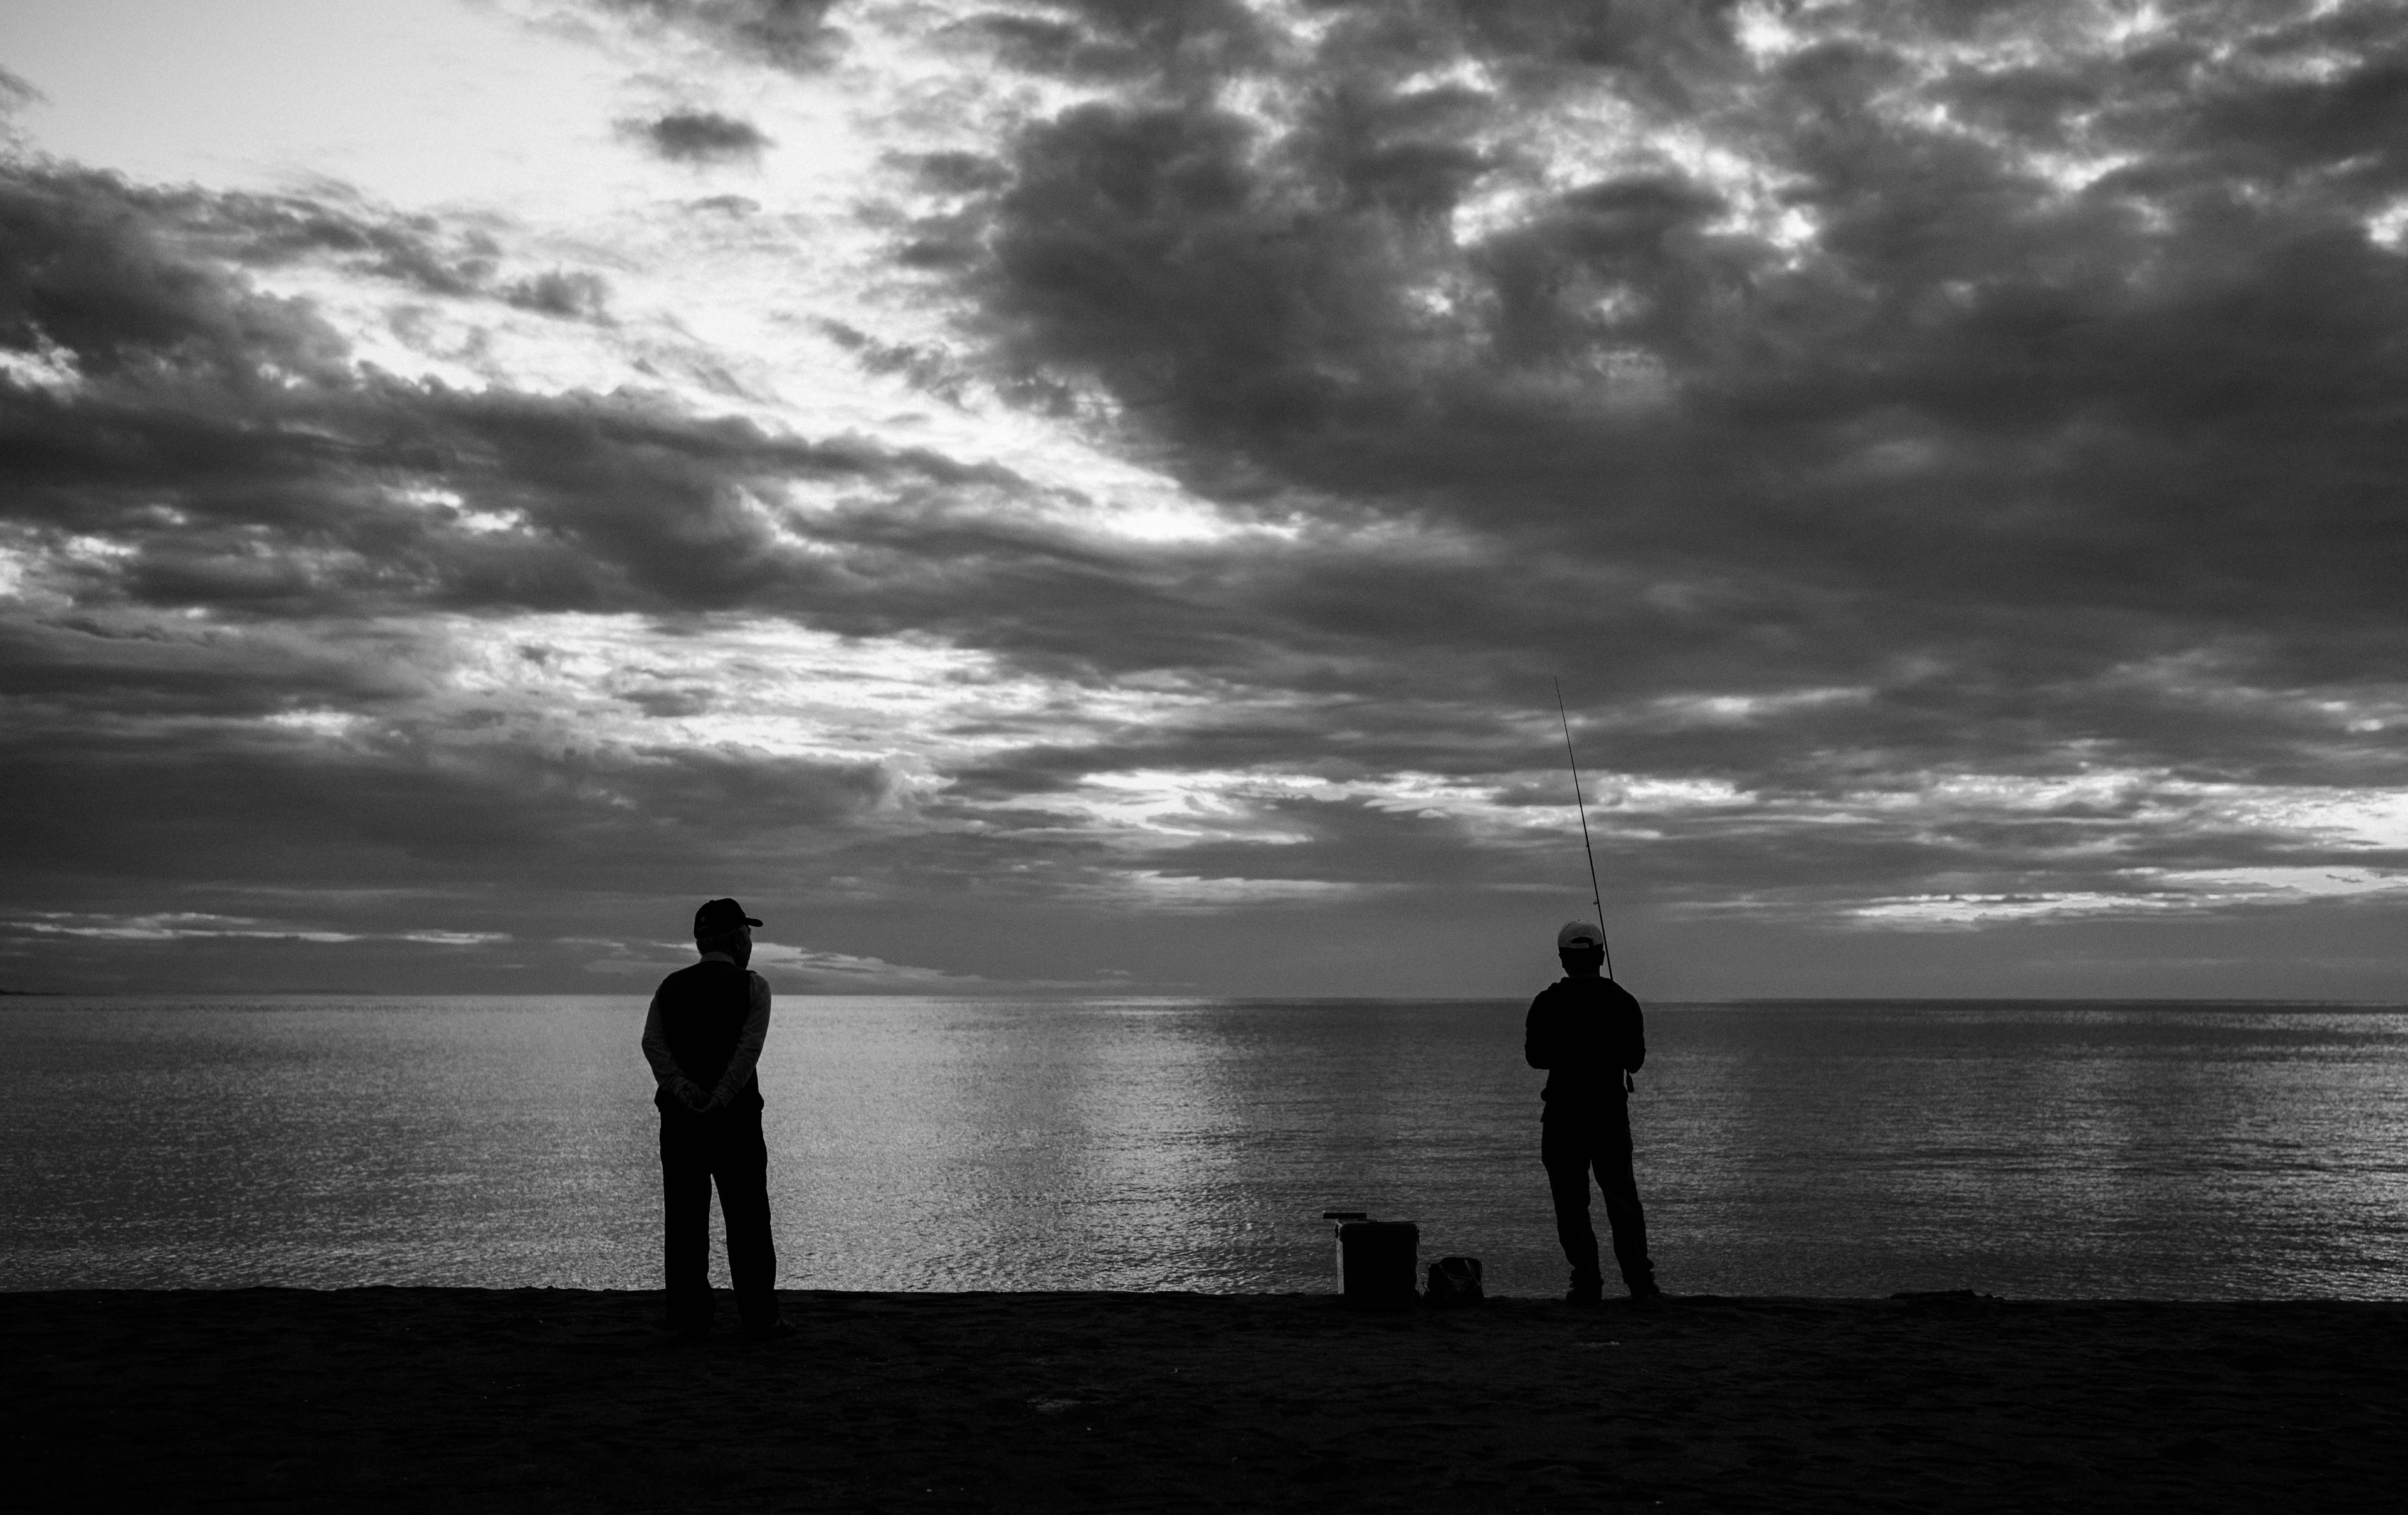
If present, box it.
[1565,1282,1603,1305]
[742,1319,797,1341]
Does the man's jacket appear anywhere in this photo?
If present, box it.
[1524,976,1646,1109]
[642,957,771,1117]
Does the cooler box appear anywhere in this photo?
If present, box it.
[1324,1213,1418,1308]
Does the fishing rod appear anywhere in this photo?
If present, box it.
[1553,678,1616,981]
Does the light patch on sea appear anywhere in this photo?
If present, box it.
[3,997,2403,1298]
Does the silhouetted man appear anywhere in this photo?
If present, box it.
[642,897,790,1338]
[1526,919,1660,1304]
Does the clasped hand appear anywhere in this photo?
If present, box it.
[670,1076,722,1113]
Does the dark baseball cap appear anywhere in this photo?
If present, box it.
[694,898,762,937]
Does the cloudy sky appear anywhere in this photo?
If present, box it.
[3,0,2403,998]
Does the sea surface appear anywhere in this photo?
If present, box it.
[3,997,2403,1299]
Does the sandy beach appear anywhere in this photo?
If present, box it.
[5,1289,2402,1511]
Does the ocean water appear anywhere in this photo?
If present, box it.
[2,996,2402,1299]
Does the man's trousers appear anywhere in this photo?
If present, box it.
[658,1107,778,1330]
[1541,1101,1656,1295]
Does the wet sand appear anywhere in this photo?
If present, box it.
[6,1289,2402,1511]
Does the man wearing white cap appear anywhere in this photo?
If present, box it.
[1525,919,1659,1303]
[641,897,790,1338]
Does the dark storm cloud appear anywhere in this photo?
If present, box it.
[9,48,2404,793]
[961,11,2408,561]
[752,0,2408,968]
[946,0,1273,85]
[0,158,1054,972]
[0,167,603,325]
[918,0,2408,728]
[0,573,892,955]
[1,171,340,382]
[0,164,1373,779]
[626,110,773,164]
[8,2,2408,993]
[0,158,1338,984]
[0,163,1066,626]
[0,713,892,991]
[0,719,885,887]
[0,157,1484,689]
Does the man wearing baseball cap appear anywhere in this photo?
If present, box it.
[1525,919,1660,1303]
[640,897,789,1338]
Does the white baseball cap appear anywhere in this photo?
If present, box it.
[1556,919,1605,951]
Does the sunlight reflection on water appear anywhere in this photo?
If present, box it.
[3,997,2402,1297]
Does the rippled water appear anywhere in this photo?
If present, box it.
[3,997,2402,1297]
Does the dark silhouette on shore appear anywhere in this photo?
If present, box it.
[641,898,790,1338]
[1526,919,1659,1302]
